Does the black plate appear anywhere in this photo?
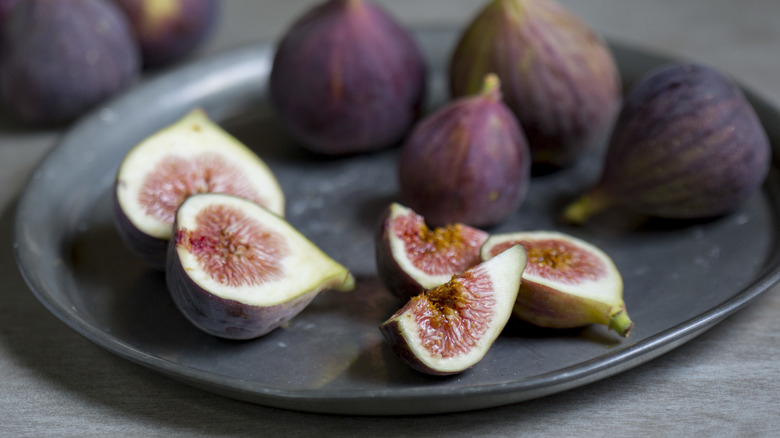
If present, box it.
[14,28,780,415]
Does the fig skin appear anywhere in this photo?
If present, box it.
[111,0,217,68]
[375,202,489,300]
[399,74,531,228]
[482,231,632,337]
[113,108,285,269]
[269,0,426,155]
[380,244,527,376]
[449,0,621,169]
[167,194,355,340]
[563,64,771,224]
[0,0,140,125]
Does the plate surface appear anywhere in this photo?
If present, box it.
[14,28,780,415]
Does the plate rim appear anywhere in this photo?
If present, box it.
[13,28,780,415]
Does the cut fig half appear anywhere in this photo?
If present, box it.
[375,202,489,299]
[481,231,633,337]
[379,244,527,376]
[114,108,285,268]
[166,193,355,340]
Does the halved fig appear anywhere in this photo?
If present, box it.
[114,108,284,268]
[166,193,355,340]
[481,231,633,337]
[375,202,489,299]
[379,244,527,375]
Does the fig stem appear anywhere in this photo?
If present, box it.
[608,309,634,337]
[480,73,502,101]
[561,188,613,225]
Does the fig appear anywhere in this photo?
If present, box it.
[167,193,355,340]
[379,244,527,375]
[563,64,771,224]
[114,108,285,269]
[481,231,632,337]
[111,0,217,68]
[449,0,621,168]
[398,74,531,227]
[0,0,17,27]
[375,202,489,300]
[269,0,426,155]
[0,0,140,125]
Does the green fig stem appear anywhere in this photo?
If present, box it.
[608,309,634,337]
[561,188,613,225]
[480,73,502,101]
[335,272,357,292]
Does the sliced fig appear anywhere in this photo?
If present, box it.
[481,231,633,337]
[375,202,489,300]
[167,193,355,340]
[379,244,527,375]
[113,108,285,268]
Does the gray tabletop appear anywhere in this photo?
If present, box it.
[2,1,779,436]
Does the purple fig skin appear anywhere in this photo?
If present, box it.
[449,0,621,169]
[398,75,531,228]
[269,0,426,155]
[0,0,140,125]
[374,203,489,300]
[564,64,771,223]
[0,0,17,27]
[166,236,319,340]
[112,0,217,68]
[112,182,168,269]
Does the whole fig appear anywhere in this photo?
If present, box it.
[270,0,426,155]
[398,74,531,228]
[449,0,621,169]
[0,0,140,125]
[112,0,217,68]
[563,64,771,224]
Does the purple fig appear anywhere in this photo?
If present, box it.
[112,0,217,68]
[449,0,621,168]
[114,109,285,269]
[375,202,489,300]
[481,231,632,337]
[379,244,527,375]
[269,0,426,155]
[167,193,355,340]
[563,64,771,224]
[0,0,140,125]
[398,74,531,228]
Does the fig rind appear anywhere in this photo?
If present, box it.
[167,193,354,340]
[114,108,285,268]
[449,0,621,168]
[0,0,140,125]
[563,63,771,224]
[112,0,218,67]
[270,0,426,155]
[380,244,527,375]
[375,202,489,300]
[482,231,632,337]
[398,74,531,227]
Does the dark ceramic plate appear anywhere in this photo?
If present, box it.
[14,28,780,415]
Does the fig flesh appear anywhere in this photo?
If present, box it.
[167,193,355,340]
[269,0,426,155]
[481,231,632,337]
[563,64,771,224]
[0,0,140,125]
[114,108,285,268]
[398,74,531,227]
[112,0,217,68]
[380,244,527,375]
[449,0,621,168]
[375,202,489,300]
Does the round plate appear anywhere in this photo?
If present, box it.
[14,28,780,415]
